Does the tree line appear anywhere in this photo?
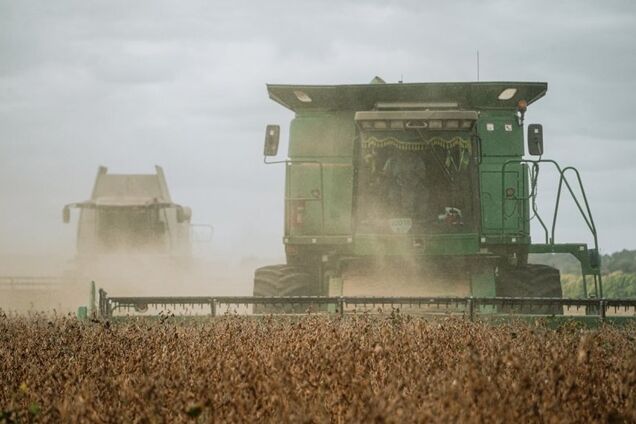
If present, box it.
[530,249,636,298]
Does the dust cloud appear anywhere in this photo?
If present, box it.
[341,259,471,298]
[0,249,282,315]
[0,164,283,315]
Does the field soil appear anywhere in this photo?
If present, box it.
[1,314,635,423]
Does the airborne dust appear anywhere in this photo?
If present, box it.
[0,236,276,315]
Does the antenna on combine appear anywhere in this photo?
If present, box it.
[476,50,480,81]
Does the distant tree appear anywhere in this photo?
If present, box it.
[533,249,636,298]
[531,249,636,274]
[603,249,636,274]
[561,272,636,299]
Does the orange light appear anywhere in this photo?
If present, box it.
[517,99,528,112]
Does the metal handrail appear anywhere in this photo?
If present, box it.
[500,159,599,253]
[553,167,599,251]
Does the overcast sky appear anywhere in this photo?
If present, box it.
[1,0,635,261]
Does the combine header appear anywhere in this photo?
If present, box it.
[96,289,636,325]
[92,80,635,323]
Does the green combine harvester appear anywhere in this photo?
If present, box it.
[97,79,636,323]
[0,166,196,313]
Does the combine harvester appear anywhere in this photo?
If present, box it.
[97,80,636,324]
[64,166,198,298]
[1,165,201,313]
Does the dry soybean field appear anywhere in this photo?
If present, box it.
[1,314,636,423]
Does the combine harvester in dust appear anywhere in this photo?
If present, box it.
[98,80,636,325]
[63,166,196,296]
[1,166,204,312]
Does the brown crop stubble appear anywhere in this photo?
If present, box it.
[1,313,635,423]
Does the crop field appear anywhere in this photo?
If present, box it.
[1,314,635,423]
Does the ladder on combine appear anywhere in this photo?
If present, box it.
[504,159,603,297]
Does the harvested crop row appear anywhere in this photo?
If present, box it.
[1,314,635,423]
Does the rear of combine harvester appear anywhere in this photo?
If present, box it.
[253,80,607,315]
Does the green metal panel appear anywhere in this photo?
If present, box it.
[475,110,528,239]
[322,163,353,234]
[289,113,355,157]
[286,162,354,236]
[477,112,524,156]
[286,163,323,236]
[286,113,355,237]
[479,161,526,234]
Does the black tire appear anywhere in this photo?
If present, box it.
[496,264,563,315]
[253,264,322,314]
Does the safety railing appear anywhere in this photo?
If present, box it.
[500,159,598,250]
[500,159,604,298]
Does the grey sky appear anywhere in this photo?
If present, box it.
[1,0,635,260]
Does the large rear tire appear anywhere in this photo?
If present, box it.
[496,264,563,315]
[253,264,322,314]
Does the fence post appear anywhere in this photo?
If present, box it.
[338,297,345,317]
[210,298,217,317]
